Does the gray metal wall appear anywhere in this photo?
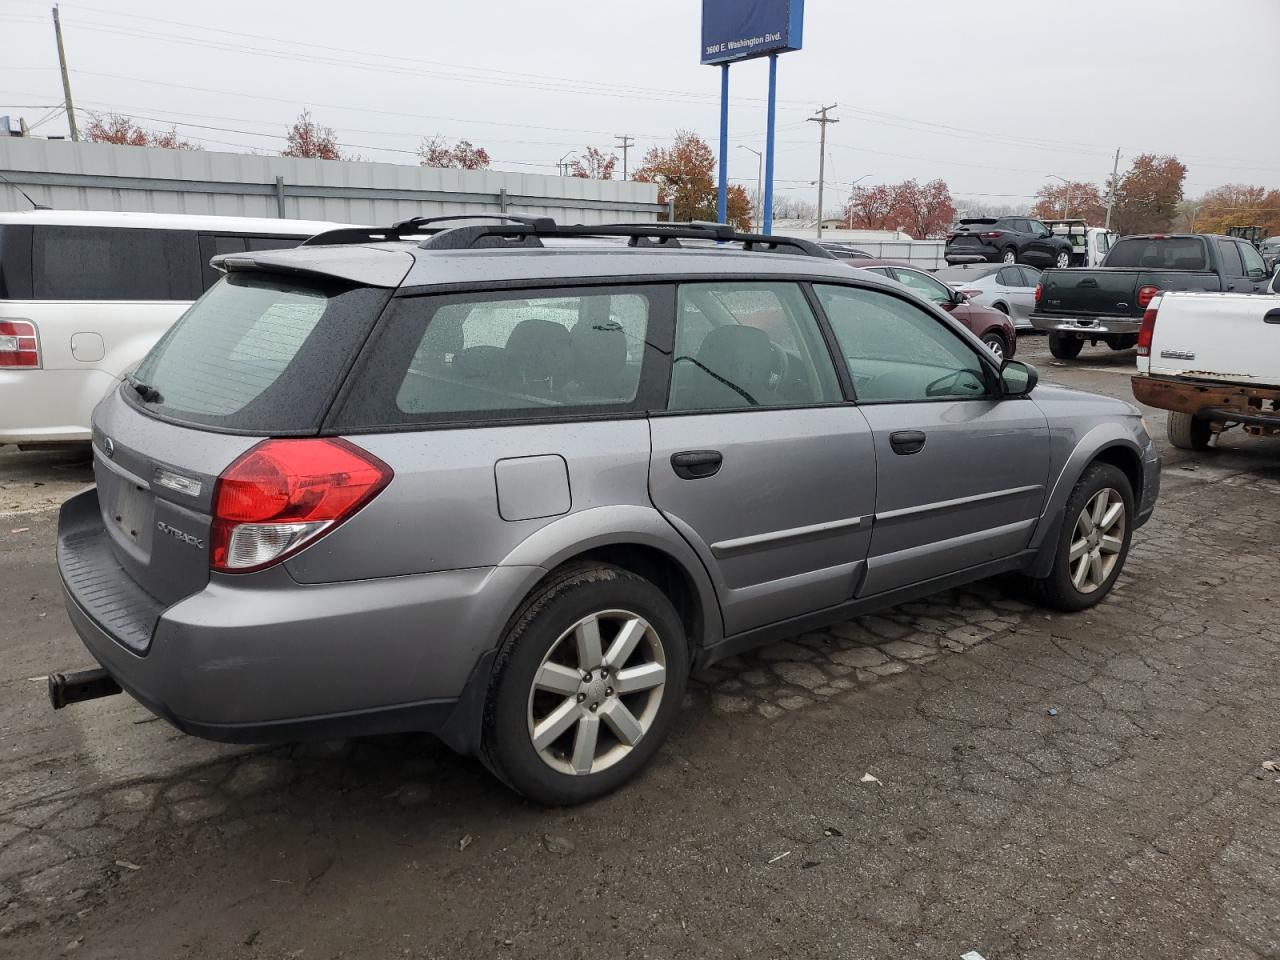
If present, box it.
[0,138,663,224]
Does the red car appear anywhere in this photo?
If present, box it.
[842,259,1017,363]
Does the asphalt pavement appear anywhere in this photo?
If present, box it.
[2,335,1278,960]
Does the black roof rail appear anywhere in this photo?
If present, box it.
[415,219,837,258]
[301,214,555,247]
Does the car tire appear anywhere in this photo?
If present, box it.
[1048,333,1083,359]
[480,563,688,805]
[1002,248,1018,264]
[1167,411,1212,451]
[1055,250,1071,269]
[981,332,1007,362]
[1029,461,1134,612]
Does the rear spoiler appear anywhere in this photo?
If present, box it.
[210,247,414,288]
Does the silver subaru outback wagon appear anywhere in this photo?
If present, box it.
[51,217,1160,805]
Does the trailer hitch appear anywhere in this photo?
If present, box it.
[48,668,122,710]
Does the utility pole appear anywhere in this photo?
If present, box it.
[739,145,763,231]
[615,135,634,180]
[807,104,838,239]
[51,5,78,142]
[1105,147,1121,230]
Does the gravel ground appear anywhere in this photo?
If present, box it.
[2,335,1279,960]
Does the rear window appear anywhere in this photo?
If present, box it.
[333,285,672,429]
[1103,237,1207,270]
[934,265,1001,282]
[127,274,390,434]
[32,226,201,300]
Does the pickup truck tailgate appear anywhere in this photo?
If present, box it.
[1040,270,1138,316]
[1145,292,1280,387]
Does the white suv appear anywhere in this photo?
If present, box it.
[0,210,350,447]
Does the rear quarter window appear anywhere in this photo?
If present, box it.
[32,226,201,300]
[332,285,674,430]
[128,274,390,434]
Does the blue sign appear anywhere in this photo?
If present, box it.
[700,0,804,65]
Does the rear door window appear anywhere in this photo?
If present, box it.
[1018,266,1042,286]
[332,285,672,429]
[128,274,390,434]
[1216,239,1245,277]
[667,282,842,411]
[32,226,200,300]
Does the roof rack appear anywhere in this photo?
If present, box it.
[300,214,553,247]
[303,216,835,259]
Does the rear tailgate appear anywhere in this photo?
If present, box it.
[1038,268,1141,317]
[1147,292,1280,387]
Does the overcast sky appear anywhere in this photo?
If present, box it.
[3,0,1277,211]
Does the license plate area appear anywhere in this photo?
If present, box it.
[94,450,155,558]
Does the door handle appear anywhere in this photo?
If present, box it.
[671,450,723,480]
[1264,308,1280,324]
[889,430,926,455]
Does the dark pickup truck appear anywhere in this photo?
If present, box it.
[1030,234,1275,358]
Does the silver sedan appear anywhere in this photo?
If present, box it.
[935,263,1041,330]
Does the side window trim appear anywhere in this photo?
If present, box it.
[811,281,1000,406]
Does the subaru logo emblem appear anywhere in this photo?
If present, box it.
[103,437,115,459]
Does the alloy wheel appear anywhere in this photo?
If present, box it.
[1069,487,1126,593]
[1003,250,1017,263]
[983,336,1005,362]
[1056,251,1070,268]
[527,609,667,776]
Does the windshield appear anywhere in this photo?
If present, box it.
[129,273,390,434]
[1104,237,1207,270]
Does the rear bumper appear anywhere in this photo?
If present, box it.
[1131,374,1280,422]
[945,244,999,264]
[1030,314,1141,336]
[56,489,538,751]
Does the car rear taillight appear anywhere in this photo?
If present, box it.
[980,231,1003,239]
[210,438,392,573]
[1034,283,1043,304]
[1137,303,1159,357]
[1137,285,1160,309]
[0,320,40,368]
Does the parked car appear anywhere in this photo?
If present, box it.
[0,210,353,448]
[854,260,1018,361]
[1031,233,1276,359]
[1043,219,1116,267]
[50,218,1159,805]
[935,263,1041,330]
[945,217,1074,269]
[1260,235,1280,270]
[819,241,872,258]
[1131,274,1280,449]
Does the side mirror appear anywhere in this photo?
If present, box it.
[952,289,968,304]
[1001,359,1038,397]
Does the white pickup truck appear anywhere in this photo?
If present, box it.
[1131,273,1280,449]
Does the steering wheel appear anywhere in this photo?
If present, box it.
[925,368,984,398]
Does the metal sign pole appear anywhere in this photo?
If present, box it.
[717,64,729,224]
[762,53,778,234]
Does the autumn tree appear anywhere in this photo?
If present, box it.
[843,179,955,237]
[1111,154,1187,235]
[1190,184,1280,236]
[83,113,199,150]
[893,179,956,239]
[571,147,618,180]
[1032,181,1105,224]
[282,110,342,160]
[418,136,491,170]
[631,130,748,231]
[844,183,899,230]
